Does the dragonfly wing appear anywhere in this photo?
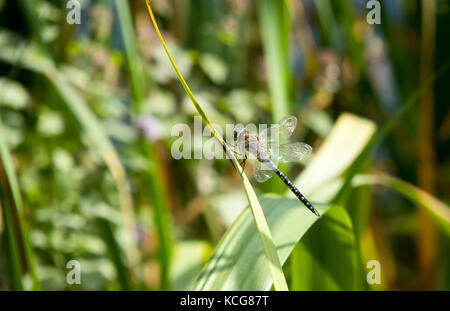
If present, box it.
[278,142,312,163]
[277,115,298,142]
[260,115,298,146]
[253,160,275,182]
[258,124,273,146]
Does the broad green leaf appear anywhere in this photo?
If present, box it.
[294,113,377,199]
[288,113,375,290]
[291,206,357,290]
[192,197,329,291]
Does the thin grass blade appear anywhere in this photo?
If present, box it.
[0,103,40,290]
[144,0,288,291]
[353,174,450,237]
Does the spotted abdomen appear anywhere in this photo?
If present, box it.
[266,159,321,217]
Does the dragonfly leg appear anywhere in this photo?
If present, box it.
[224,142,245,158]
[240,154,247,176]
[237,154,247,177]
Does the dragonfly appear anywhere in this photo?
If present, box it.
[234,116,321,217]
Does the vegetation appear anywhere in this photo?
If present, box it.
[0,0,449,291]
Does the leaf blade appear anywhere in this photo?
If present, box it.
[144,0,288,291]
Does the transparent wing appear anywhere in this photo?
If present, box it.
[278,115,298,140]
[259,115,298,146]
[277,142,312,163]
[253,160,275,183]
[234,125,247,156]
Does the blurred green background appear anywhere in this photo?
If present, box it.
[0,0,449,291]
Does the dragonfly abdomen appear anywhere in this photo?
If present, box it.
[267,160,321,217]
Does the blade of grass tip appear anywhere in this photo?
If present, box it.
[144,0,288,291]
[115,0,173,290]
[0,100,40,290]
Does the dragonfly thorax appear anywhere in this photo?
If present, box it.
[242,133,269,161]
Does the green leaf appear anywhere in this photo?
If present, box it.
[114,0,146,111]
[192,197,329,290]
[257,0,291,122]
[97,219,131,291]
[0,189,24,290]
[332,61,450,205]
[291,206,357,290]
[353,174,450,237]
[293,113,377,198]
[257,0,292,195]
[170,241,212,291]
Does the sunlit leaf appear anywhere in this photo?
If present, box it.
[291,206,357,290]
[192,197,329,290]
